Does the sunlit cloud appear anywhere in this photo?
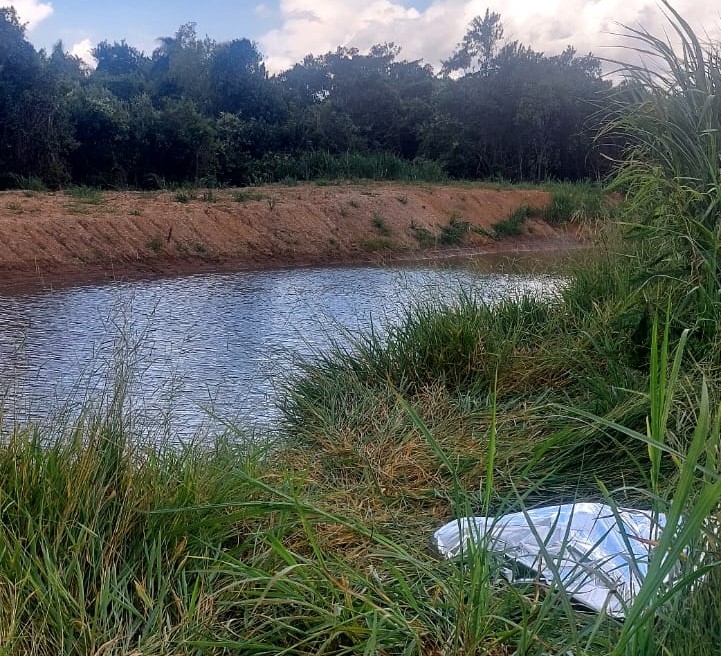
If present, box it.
[259,0,721,74]
[7,0,53,30]
[70,38,96,69]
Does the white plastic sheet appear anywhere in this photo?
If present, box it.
[432,502,667,618]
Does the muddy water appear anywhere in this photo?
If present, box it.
[0,261,562,439]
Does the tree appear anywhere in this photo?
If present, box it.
[442,9,504,76]
[94,40,144,76]
[92,40,150,100]
[209,39,283,121]
[280,44,435,156]
[424,37,612,180]
[48,41,85,81]
[150,23,213,106]
[0,8,73,186]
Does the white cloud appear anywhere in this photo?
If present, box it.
[259,0,721,74]
[7,0,53,30]
[70,38,96,69]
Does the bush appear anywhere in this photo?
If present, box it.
[492,205,529,237]
[439,215,470,245]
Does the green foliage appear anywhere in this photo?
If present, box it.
[0,6,612,189]
[442,8,504,76]
[6,6,721,652]
[257,152,448,184]
[439,215,470,245]
[9,175,47,191]
[543,182,608,224]
[409,222,436,247]
[146,236,163,252]
[232,189,264,202]
[173,189,196,203]
[606,0,721,361]
[371,212,390,235]
[2,349,719,655]
[64,186,104,205]
[492,204,529,237]
[360,237,395,251]
[0,412,274,654]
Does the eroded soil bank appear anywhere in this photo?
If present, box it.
[0,182,583,289]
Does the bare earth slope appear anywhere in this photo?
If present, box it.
[0,183,580,286]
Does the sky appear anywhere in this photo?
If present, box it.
[6,0,721,74]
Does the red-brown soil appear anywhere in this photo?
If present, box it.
[0,182,584,289]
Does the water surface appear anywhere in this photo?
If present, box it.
[0,260,562,439]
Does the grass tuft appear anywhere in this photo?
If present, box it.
[65,186,104,205]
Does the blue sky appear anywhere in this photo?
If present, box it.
[30,1,281,55]
[7,0,716,74]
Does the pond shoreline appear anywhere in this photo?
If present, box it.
[0,182,585,292]
[0,236,586,294]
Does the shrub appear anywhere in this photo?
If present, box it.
[439,215,470,245]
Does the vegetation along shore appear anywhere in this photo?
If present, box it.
[2,1,721,655]
[0,181,592,287]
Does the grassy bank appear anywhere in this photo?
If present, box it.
[1,288,720,654]
[3,4,721,654]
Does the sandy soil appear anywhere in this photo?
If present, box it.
[0,182,583,290]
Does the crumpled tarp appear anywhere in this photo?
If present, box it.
[432,502,667,618]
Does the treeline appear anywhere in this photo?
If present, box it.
[0,7,615,189]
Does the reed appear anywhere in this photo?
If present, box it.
[606,0,721,357]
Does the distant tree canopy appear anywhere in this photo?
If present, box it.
[0,7,615,188]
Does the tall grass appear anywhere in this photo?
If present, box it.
[0,423,261,652]
[607,0,721,353]
[2,325,720,654]
[253,151,448,184]
[543,181,610,225]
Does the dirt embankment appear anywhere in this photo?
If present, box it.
[0,183,583,287]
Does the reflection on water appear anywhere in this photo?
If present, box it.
[0,261,563,439]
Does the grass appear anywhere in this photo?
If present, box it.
[409,222,436,247]
[65,186,104,205]
[146,236,163,252]
[2,240,721,653]
[371,212,391,236]
[174,189,197,203]
[232,190,265,203]
[492,204,531,237]
[360,236,396,251]
[256,151,448,184]
[542,182,608,225]
[10,175,47,191]
[4,5,721,653]
[1,299,720,654]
